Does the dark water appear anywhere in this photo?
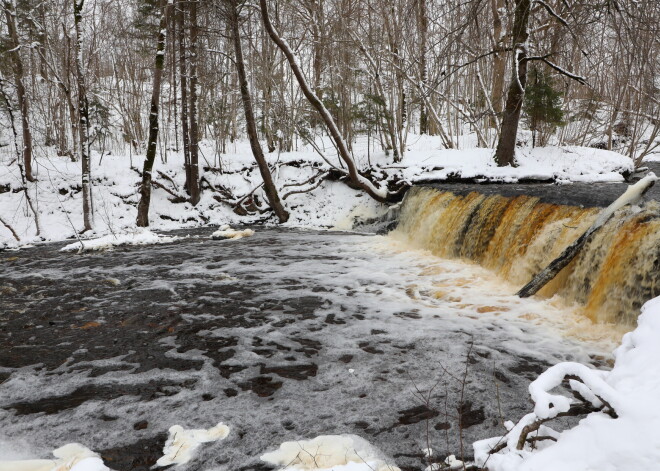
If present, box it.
[0,228,610,470]
[426,162,660,208]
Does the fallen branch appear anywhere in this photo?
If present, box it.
[518,174,657,297]
[282,178,325,200]
[0,215,20,242]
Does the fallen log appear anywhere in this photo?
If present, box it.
[517,173,658,298]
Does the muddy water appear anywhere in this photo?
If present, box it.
[0,228,616,470]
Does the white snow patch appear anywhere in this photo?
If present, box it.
[211,226,255,240]
[60,229,177,252]
[474,295,660,471]
[0,443,108,471]
[260,435,400,471]
[155,422,230,467]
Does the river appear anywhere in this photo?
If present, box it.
[0,227,619,470]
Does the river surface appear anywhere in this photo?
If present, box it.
[0,227,620,470]
[427,162,660,208]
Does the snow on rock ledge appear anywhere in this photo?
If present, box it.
[475,295,660,471]
[60,229,178,252]
[0,443,109,471]
[260,434,400,471]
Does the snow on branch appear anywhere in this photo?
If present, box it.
[523,56,587,85]
[476,296,660,471]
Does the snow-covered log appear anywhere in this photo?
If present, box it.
[475,295,660,471]
[517,173,658,298]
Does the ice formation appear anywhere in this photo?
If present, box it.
[474,295,660,471]
[60,229,177,252]
[260,434,400,471]
[155,422,230,466]
[0,443,108,471]
[211,225,255,240]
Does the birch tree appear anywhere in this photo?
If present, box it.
[73,0,93,231]
[3,0,34,182]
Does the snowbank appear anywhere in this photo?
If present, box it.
[260,435,400,471]
[60,229,177,252]
[397,143,633,184]
[156,422,230,466]
[0,136,634,249]
[0,443,109,471]
[475,295,660,471]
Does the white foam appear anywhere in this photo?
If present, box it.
[0,443,108,471]
[260,434,400,471]
[156,422,230,466]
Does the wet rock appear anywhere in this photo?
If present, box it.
[100,433,168,471]
[458,401,486,428]
[133,420,149,430]
[397,405,439,425]
[338,354,353,363]
[260,363,318,380]
[239,376,283,397]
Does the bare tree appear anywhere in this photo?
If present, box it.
[3,0,34,182]
[493,0,531,167]
[259,0,389,202]
[225,0,289,222]
[73,0,93,231]
[188,0,201,205]
[136,0,174,227]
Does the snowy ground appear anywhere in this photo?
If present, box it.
[0,136,635,248]
[475,295,660,471]
[0,228,620,470]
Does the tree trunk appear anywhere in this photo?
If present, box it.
[259,0,388,202]
[0,72,40,235]
[136,0,173,227]
[4,0,35,182]
[493,0,531,167]
[418,0,429,135]
[229,0,289,223]
[74,0,93,231]
[188,0,201,205]
[490,0,506,122]
[177,0,191,194]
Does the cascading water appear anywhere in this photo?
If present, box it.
[392,186,660,326]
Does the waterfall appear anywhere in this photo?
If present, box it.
[392,187,660,325]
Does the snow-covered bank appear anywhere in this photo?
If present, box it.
[475,295,660,471]
[0,136,634,248]
[397,142,633,184]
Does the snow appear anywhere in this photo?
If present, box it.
[156,422,230,466]
[0,136,635,249]
[60,228,177,252]
[475,295,660,471]
[590,172,657,229]
[211,225,255,240]
[396,142,633,184]
[0,443,109,471]
[260,435,400,471]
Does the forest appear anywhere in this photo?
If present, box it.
[1,0,659,233]
[2,1,660,471]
